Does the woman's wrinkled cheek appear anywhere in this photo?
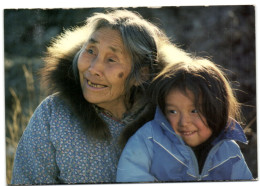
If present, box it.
[118,72,124,78]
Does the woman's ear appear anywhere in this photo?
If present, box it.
[141,66,150,81]
[134,66,150,86]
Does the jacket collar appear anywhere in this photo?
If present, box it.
[153,107,184,145]
[212,121,248,145]
[154,106,171,129]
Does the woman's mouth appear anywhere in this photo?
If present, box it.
[87,80,107,88]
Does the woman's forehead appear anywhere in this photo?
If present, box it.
[87,27,128,55]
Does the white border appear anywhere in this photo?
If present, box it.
[1,0,259,185]
[0,0,259,9]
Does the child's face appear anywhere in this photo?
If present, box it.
[165,89,212,147]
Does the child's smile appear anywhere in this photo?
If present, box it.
[179,130,197,136]
[164,89,212,147]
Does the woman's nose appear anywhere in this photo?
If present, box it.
[88,55,103,76]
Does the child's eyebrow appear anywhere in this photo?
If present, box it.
[165,103,196,107]
[165,103,177,107]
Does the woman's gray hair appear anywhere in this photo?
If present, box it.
[42,9,183,139]
[72,9,169,108]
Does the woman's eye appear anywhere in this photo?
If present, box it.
[87,48,94,54]
[108,58,116,63]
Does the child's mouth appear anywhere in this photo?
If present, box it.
[180,131,196,136]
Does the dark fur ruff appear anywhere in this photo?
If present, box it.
[40,48,155,146]
[40,46,112,140]
[118,103,156,148]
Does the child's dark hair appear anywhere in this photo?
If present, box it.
[150,52,242,138]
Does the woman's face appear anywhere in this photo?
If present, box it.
[164,89,212,147]
[78,27,132,118]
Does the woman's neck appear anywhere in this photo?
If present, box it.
[96,102,127,120]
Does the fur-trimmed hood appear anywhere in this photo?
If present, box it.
[39,21,194,146]
[40,27,155,146]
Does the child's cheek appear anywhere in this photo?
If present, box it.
[166,115,178,132]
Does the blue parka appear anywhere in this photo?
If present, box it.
[116,107,253,182]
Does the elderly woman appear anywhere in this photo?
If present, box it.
[11,9,189,184]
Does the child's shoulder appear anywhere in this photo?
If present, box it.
[213,122,248,154]
[216,140,244,158]
[132,119,166,142]
[134,120,154,136]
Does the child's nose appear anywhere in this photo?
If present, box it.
[178,114,191,127]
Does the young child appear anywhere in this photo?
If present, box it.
[116,56,253,182]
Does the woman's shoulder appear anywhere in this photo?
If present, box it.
[30,93,74,126]
[25,93,80,138]
[37,93,71,112]
[40,93,64,105]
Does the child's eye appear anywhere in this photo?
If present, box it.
[169,110,177,114]
[191,109,198,113]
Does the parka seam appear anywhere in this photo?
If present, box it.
[151,138,188,168]
[207,155,241,172]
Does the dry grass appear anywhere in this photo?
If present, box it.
[5,64,41,184]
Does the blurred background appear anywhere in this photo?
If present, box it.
[4,6,256,183]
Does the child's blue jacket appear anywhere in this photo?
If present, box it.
[116,107,253,182]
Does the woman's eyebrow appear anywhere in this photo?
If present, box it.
[109,46,122,54]
[89,38,98,44]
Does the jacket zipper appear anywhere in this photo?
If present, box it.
[196,141,224,179]
[187,142,223,180]
[161,122,202,180]
[187,147,201,180]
